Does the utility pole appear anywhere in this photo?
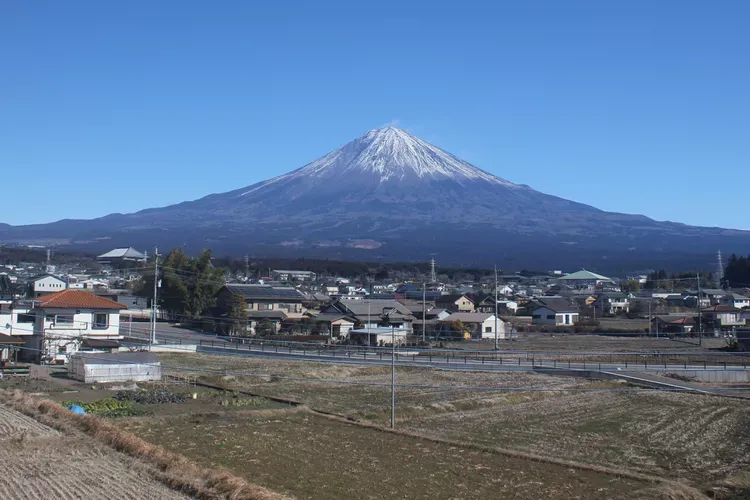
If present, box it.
[648,300,652,335]
[391,325,396,429]
[150,247,159,348]
[494,265,499,350]
[697,272,702,346]
[422,282,426,343]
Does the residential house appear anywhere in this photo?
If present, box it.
[272,270,317,282]
[440,312,505,340]
[497,300,518,313]
[311,312,356,338]
[651,315,695,334]
[434,294,475,313]
[593,293,630,315]
[412,307,450,338]
[528,298,580,326]
[215,284,307,334]
[473,295,498,314]
[701,305,746,332]
[720,293,750,310]
[394,284,443,301]
[702,289,729,305]
[26,275,67,298]
[26,290,126,363]
[318,298,414,334]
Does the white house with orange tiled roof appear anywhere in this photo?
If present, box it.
[26,290,127,363]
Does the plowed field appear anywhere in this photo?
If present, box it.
[0,403,187,500]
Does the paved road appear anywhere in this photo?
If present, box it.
[121,323,750,377]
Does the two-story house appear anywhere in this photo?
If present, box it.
[26,290,126,363]
[26,275,67,298]
[593,292,630,315]
[720,293,750,310]
[434,294,475,313]
[701,305,746,332]
[318,298,415,335]
[215,284,307,334]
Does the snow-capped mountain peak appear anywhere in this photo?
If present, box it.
[245,127,519,193]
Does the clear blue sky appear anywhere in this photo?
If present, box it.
[2,1,748,228]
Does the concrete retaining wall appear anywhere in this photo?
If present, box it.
[652,369,750,383]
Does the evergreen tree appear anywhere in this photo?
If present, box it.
[228,294,248,336]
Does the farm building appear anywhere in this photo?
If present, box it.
[348,327,408,346]
[67,352,161,383]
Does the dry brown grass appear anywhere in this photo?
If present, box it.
[0,389,291,500]
[0,432,188,499]
[626,483,709,500]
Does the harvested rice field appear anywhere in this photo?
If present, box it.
[0,402,188,500]
[122,408,650,500]
[157,353,750,493]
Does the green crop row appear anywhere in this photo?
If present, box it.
[62,398,143,418]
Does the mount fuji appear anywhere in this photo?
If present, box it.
[2,127,749,270]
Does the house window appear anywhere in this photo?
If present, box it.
[485,326,492,333]
[17,313,35,323]
[547,315,555,320]
[93,313,108,329]
[258,303,272,311]
[55,315,74,324]
[532,314,541,319]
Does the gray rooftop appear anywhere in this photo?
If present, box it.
[97,247,146,260]
[440,312,496,323]
[72,351,159,365]
[224,284,305,301]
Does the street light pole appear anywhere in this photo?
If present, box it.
[697,272,702,346]
[150,247,159,349]
[391,325,396,429]
[422,282,426,343]
[494,266,499,350]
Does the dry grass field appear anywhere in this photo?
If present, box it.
[158,352,616,420]
[0,401,188,500]
[399,390,750,483]
[121,408,649,500]
[157,352,750,496]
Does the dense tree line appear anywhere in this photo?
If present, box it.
[724,254,750,288]
[642,269,713,290]
[136,248,225,320]
[0,247,99,268]
[214,255,508,282]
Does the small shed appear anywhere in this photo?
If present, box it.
[68,352,161,383]
[348,327,408,346]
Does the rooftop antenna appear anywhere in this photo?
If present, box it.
[716,250,724,288]
[430,258,437,284]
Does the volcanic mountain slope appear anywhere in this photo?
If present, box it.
[2,127,748,269]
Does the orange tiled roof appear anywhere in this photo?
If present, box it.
[38,290,127,310]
